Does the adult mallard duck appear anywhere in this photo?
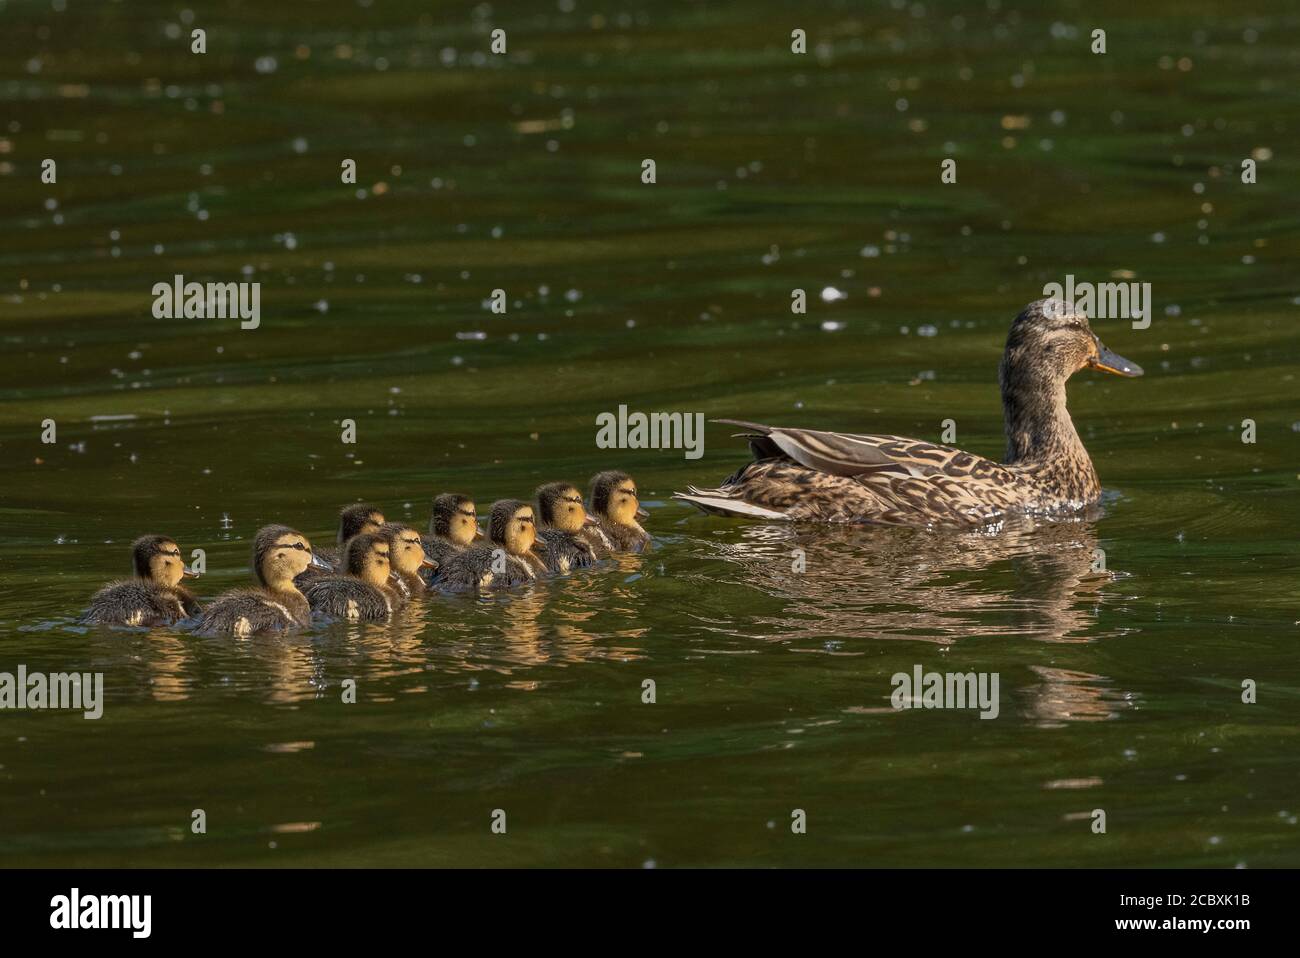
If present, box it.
[674,299,1143,525]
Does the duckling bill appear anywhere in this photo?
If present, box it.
[674,298,1144,525]
[82,535,201,627]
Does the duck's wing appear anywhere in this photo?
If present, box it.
[713,418,948,479]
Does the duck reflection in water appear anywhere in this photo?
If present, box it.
[688,512,1134,723]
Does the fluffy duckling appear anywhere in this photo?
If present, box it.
[298,503,385,584]
[431,499,546,590]
[589,470,651,553]
[421,493,482,572]
[83,534,201,627]
[534,482,597,573]
[303,532,405,622]
[195,525,319,636]
[378,522,435,598]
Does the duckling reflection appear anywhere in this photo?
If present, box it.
[690,513,1116,646]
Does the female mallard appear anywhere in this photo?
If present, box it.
[82,534,201,627]
[195,525,321,636]
[421,493,482,577]
[589,470,651,552]
[303,532,405,621]
[378,522,435,598]
[431,499,546,590]
[674,299,1143,525]
[534,482,597,572]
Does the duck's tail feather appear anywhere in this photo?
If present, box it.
[672,489,789,520]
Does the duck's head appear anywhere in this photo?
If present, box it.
[131,534,198,588]
[254,525,315,587]
[337,503,385,544]
[379,522,435,575]
[590,470,647,527]
[1002,299,1143,390]
[488,499,536,556]
[536,482,593,534]
[430,493,482,546]
[343,532,392,589]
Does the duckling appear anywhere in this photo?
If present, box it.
[534,482,597,573]
[673,299,1144,525]
[421,493,483,576]
[303,532,405,621]
[82,534,201,627]
[296,502,385,586]
[377,522,435,598]
[195,525,319,636]
[589,470,651,552]
[431,499,546,590]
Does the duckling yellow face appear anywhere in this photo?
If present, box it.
[389,526,430,575]
[505,506,536,555]
[608,480,642,526]
[263,531,314,585]
[359,540,391,589]
[147,540,187,588]
[451,501,479,547]
[552,486,589,533]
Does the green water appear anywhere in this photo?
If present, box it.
[1,0,1298,867]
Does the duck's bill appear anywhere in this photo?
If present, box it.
[582,513,599,527]
[308,553,332,570]
[181,566,200,579]
[473,527,486,541]
[635,507,650,519]
[420,557,437,569]
[1089,339,1144,377]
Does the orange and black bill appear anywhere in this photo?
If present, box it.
[1089,336,1143,377]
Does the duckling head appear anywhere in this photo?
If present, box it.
[337,503,385,544]
[343,532,392,589]
[536,482,591,534]
[254,525,315,588]
[1002,299,1143,391]
[131,534,197,588]
[590,471,647,527]
[489,499,536,556]
[430,493,481,546]
[379,522,434,575]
